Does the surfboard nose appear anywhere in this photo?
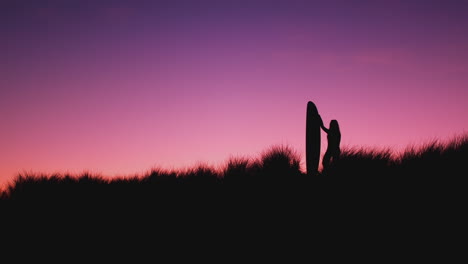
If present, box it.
[307,101,318,114]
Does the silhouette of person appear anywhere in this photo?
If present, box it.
[319,117,341,170]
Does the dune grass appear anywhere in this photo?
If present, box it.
[1,135,467,204]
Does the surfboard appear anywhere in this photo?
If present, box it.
[306,101,321,176]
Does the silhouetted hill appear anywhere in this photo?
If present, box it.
[1,136,467,205]
[0,136,464,226]
[1,137,465,256]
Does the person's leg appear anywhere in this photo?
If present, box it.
[322,151,331,170]
[331,149,341,164]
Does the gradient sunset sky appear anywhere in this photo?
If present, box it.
[1,0,467,186]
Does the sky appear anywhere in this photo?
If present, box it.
[1,0,468,186]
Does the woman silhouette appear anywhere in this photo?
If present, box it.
[319,117,341,170]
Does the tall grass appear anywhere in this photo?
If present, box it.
[1,135,467,204]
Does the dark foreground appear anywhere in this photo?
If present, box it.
[1,138,466,258]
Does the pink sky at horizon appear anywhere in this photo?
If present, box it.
[1,1,468,187]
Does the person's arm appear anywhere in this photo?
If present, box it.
[321,124,329,134]
[319,115,329,133]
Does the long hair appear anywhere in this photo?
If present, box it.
[330,120,340,135]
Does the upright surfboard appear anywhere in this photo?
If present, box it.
[306,101,321,176]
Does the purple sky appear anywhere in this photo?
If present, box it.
[1,0,468,186]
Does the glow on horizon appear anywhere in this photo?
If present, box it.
[1,1,468,187]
